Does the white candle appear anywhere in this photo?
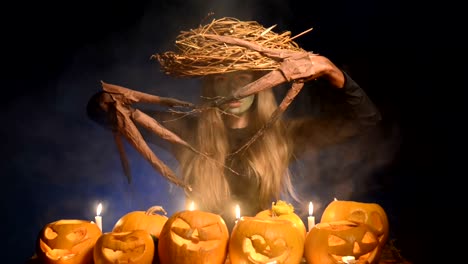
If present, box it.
[188,201,195,211]
[308,201,315,232]
[95,203,103,231]
[235,204,241,224]
[342,256,356,264]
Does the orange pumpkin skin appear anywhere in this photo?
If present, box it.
[113,206,168,239]
[93,230,154,264]
[320,200,389,257]
[158,210,229,264]
[255,200,307,240]
[304,220,380,264]
[229,216,304,264]
[36,219,102,264]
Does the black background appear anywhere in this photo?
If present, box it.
[3,1,448,263]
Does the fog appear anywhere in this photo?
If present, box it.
[3,0,429,262]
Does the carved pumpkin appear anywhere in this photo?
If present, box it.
[113,205,168,238]
[93,230,154,264]
[229,216,304,264]
[255,200,307,240]
[158,210,229,264]
[320,200,389,262]
[36,219,102,264]
[304,220,381,264]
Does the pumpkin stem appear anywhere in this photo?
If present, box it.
[271,202,277,217]
[271,200,294,216]
[146,206,167,215]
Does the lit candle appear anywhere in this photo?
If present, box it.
[188,201,195,211]
[235,204,241,224]
[342,256,356,264]
[95,203,103,231]
[308,201,315,232]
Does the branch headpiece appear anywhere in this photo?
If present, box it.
[153,17,309,77]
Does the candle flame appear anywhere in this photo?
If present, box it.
[189,201,195,211]
[308,201,313,216]
[96,203,102,216]
[235,204,240,219]
[334,197,338,201]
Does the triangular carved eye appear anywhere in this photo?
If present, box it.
[362,231,377,244]
[197,223,225,240]
[369,212,384,233]
[170,218,191,239]
[66,227,87,242]
[328,234,347,246]
[170,226,191,239]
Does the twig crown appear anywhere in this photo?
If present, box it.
[153,17,309,77]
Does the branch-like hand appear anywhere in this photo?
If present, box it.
[99,81,194,193]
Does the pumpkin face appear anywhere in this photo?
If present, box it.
[93,230,154,264]
[304,220,380,264]
[255,200,307,240]
[320,200,389,260]
[36,219,102,264]
[158,210,229,264]
[229,216,304,264]
[113,205,168,238]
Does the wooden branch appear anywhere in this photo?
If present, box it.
[113,102,191,192]
[231,82,304,155]
[212,70,287,107]
[101,81,195,108]
[112,131,132,184]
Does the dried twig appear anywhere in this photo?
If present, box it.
[153,17,309,77]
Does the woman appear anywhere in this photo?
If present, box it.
[88,18,381,231]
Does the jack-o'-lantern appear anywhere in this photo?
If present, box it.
[229,216,304,264]
[113,205,168,238]
[36,219,102,264]
[93,230,154,264]
[158,210,229,264]
[321,200,389,262]
[304,220,381,264]
[255,200,307,240]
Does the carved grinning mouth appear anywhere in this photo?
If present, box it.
[242,235,291,264]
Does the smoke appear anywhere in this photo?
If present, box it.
[4,1,403,262]
[290,120,401,220]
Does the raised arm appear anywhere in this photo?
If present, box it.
[287,65,381,155]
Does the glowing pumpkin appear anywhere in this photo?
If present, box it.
[304,220,381,264]
[229,216,304,264]
[255,200,307,240]
[113,205,168,238]
[158,210,229,264]
[321,199,389,262]
[93,229,154,264]
[36,219,102,264]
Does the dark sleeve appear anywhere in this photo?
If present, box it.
[341,71,382,128]
[287,70,381,154]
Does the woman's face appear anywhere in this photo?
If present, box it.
[212,71,255,115]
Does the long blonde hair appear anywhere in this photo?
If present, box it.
[178,72,299,213]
